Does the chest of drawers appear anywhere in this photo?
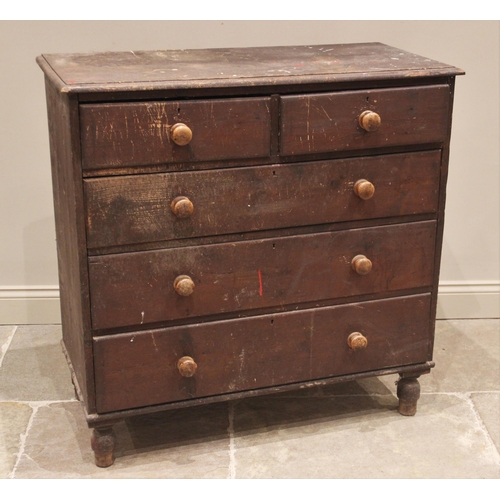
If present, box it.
[37,43,463,467]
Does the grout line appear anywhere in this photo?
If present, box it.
[227,402,236,479]
[1,399,77,405]
[8,402,41,479]
[464,392,500,464]
[6,400,77,479]
[466,390,500,394]
[420,390,500,396]
[0,326,18,368]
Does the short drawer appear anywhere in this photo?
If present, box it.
[85,151,440,249]
[88,221,436,330]
[80,97,272,169]
[93,293,432,413]
[280,85,450,156]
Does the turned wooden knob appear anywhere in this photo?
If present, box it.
[351,255,372,275]
[353,179,375,200]
[174,275,195,296]
[170,123,193,146]
[177,356,197,377]
[359,110,381,132]
[171,196,194,218]
[347,332,368,351]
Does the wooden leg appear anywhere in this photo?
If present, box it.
[397,376,421,416]
[91,426,116,467]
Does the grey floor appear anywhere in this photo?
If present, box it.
[0,319,499,479]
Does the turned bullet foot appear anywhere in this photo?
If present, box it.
[397,376,421,416]
[91,427,116,467]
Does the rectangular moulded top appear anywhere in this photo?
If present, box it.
[37,42,465,95]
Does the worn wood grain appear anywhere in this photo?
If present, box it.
[88,221,436,330]
[80,97,271,169]
[37,44,463,456]
[37,43,464,94]
[93,293,432,413]
[86,361,435,425]
[84,151,440,249]
[280,85,450,155]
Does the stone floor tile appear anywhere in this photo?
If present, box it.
[231,393,500,478]
[471,392,500,452]
[0,326,16,344]
[14,401,231,478]
[0,402,33,478]
[0,325,75,402]
[0,326,16,364]
[3,319,499,478]
[421,319,500,393]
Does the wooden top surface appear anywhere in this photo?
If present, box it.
[37,43,464,94]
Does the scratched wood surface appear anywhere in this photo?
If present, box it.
[280,85,450,155]
[37,43,463,94]
[93,293,432,413]
[84,151,441,250]
[80,97,271,169]
[37,44,463,442]
[88,221,436,330]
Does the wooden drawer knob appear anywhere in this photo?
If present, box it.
[171,196,194,218]
[347,332,368,351]
[353,179,375,200]
[170,123,193,146]
[174,275,195,296]
[359,110,381,132]
[177,356,197,377]
[351,255,372,275]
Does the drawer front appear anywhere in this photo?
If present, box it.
[94,293,432,413]
[85,151,440,249]
[89,221,436,330]
[280,85,450,156]
[80,97,272,169]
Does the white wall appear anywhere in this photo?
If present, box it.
[0,20,498,323]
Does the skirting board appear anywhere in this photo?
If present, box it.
[0,286,61,325]
[436,281,500,320]
[0,282,499,324]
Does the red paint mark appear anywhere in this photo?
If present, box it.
[67,79,76,84]
[258,269,263,296]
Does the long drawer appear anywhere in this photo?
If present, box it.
[88,221,436,330]
[84,151,441,249]
[280,85,450,156]
[93,293,433,413]
[80,97,272,169]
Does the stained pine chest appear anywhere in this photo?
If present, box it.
[38,43,463,466]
